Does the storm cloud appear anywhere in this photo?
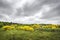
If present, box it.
[0,0,60,24]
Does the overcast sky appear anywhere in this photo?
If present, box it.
[0,0,60,24]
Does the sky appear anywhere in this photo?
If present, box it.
[0,0,60,24]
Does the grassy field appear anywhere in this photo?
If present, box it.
[0,22,60,40]
[0,29,60,40]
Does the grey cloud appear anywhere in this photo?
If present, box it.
[43,0,60,4]
[0,0,12,8]
[41,4,60,19]
[0,0,13,15]
[15,0,60,17]
[0,0,60,24]
[15,0,45,16]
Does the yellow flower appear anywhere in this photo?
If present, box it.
[2,26,15,30]
[24,26,34,31]
[52,26,56,29]
[18,27,25,30]
[42,26,47,28]
[32,24,40,28]
[51,24,57,29]
[18,26,34,31]
[27,27,34,31]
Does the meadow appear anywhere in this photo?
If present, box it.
[0,22,60,40]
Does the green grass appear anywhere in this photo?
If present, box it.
[0,28,60,40]
[0,22,60,40]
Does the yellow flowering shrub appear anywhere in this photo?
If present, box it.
[51,24,57,29]
[18,26,34,31]
[24,26,34,31]
[42,26,47,28]
[32,24,40,28]
[52,27,56,29]
[2,26,15,30]
[42,26,52,28]
[41,24,57,29]
[52,26,57,29]
[17,26,24,30]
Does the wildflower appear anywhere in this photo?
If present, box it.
[17,27,25,30]
[42,26,47,28]
[32,24,40,28]
[51,24,57,29]
[2,26,15,30]
[42,26,49,28]
[18,26,34,31]
[52,26,56,29]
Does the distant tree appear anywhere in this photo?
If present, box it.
[0,22,4,28]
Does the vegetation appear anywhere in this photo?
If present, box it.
[0,22,60,40]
